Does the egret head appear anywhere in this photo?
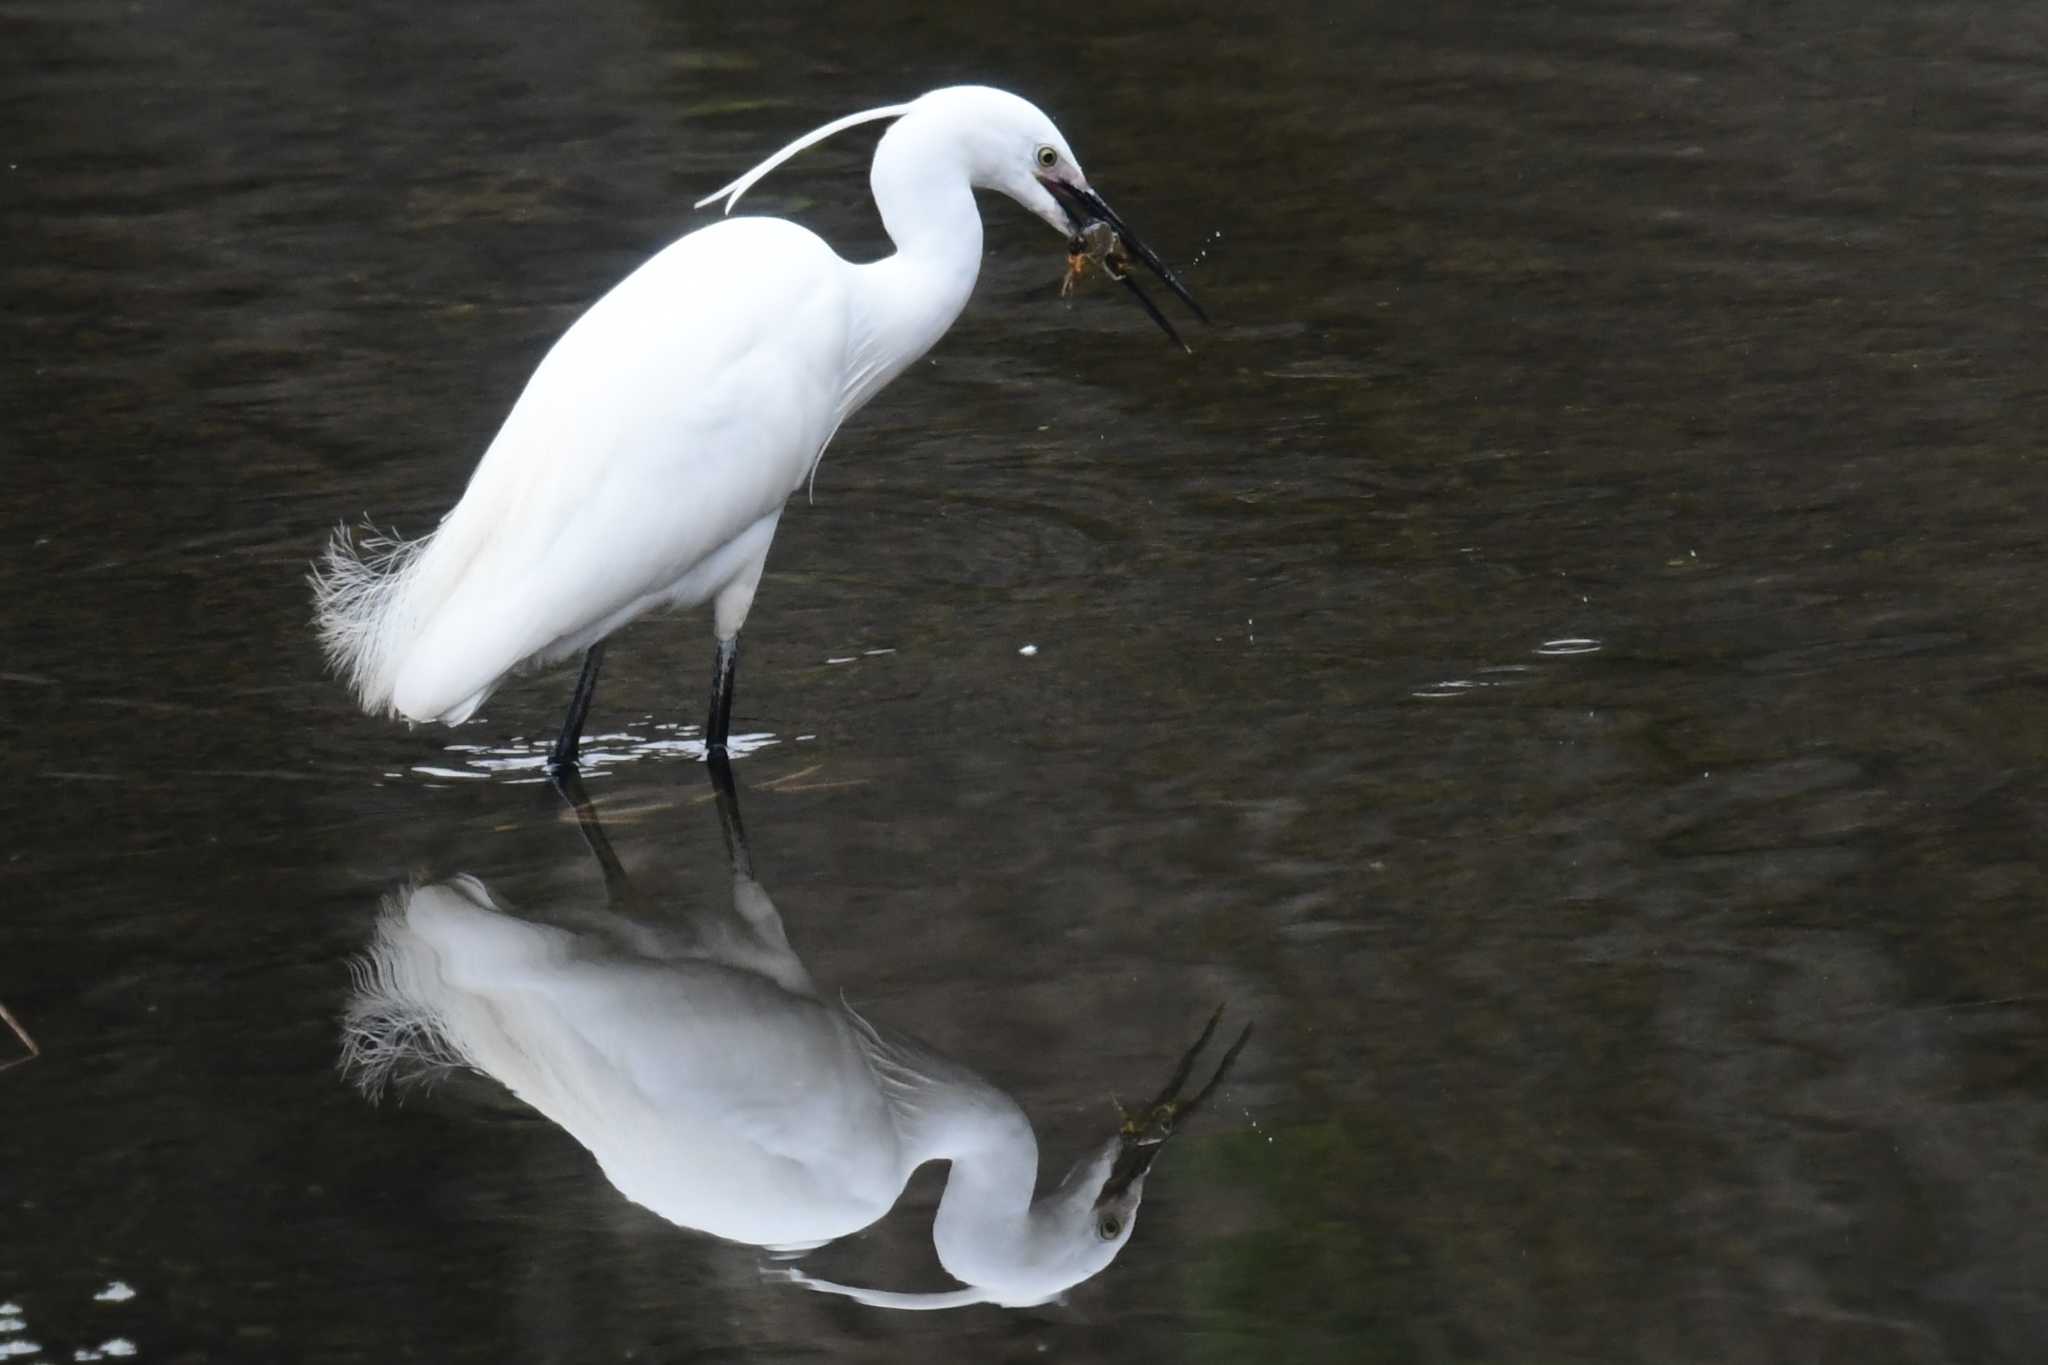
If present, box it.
[768,1153,1139,1311]
[920,1133,1143,1308]
[890,86,1084,238]
[937,1006,1248,1307]
[696,86,1207,350]
[909,85,1211,350]
[776,1007,1250,1312]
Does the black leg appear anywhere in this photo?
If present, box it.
[548,642,606,772]
[548,762,628,903]
[706,635,739,754]
[705,748,753,883]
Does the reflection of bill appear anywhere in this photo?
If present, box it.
[343,758,1247,1310]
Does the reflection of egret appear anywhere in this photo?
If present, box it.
[311,85,1205,770]
[342,758,1246,1309]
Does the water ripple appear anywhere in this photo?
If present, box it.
[397,720,787,783]
[1415,637,1604,697]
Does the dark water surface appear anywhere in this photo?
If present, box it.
[6,1,2048,1360]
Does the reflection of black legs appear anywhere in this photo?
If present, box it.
[706,748,753,883]
[548,642,606,772]
[548,762,628,903]
[706,635,739,754]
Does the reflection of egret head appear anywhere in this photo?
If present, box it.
[923,1135,1140,1309]
[783,1009,1250,1311]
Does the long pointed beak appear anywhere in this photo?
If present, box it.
[1096,1005,1251,1206]
[1039,176,1209,349]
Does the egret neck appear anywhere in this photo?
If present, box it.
[925,1083,1041,1286]
[841,113,988,418]
[848,1009,1059,1298]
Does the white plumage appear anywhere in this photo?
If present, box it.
[309,85,1201,762]
[340,756,1245,1309]
[342,851,1146,1307]
[317,218,851,725]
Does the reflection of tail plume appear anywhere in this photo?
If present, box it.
[342,885,459,1100]
[341,876,568,1100]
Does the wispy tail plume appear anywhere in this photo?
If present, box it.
[339,893,466,1101]
[309,520,429,717]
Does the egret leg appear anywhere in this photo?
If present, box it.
[548,642,606,772]
[705,748,753,883]
[706,635,739,754]
[547,762,628,903]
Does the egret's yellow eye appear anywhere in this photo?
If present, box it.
[1036,145,1059,169]
[1097,1214,1122,1241]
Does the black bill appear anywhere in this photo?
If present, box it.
[1096,1005,1252,1206]
[1040,176,1209,351]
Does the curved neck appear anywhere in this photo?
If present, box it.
[862,1021,1042,1276]
[838,119,985,417]
[829,1011,1119,1307]
[931,1107,1040,1249]
[870,113,986,263]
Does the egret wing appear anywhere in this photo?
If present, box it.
[390,219,854,721]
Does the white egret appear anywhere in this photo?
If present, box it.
[341,758,1248,1309]
[312,86,1205,768]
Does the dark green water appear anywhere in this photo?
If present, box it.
[5,1,2047,1360]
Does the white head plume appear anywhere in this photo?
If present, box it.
[694,102,913,215]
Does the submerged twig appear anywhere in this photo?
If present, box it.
[687,763,870,803]
[0,999,39,1072]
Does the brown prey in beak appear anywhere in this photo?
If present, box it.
[1040,176,1208,352]
[1097,1005,1252,1206]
